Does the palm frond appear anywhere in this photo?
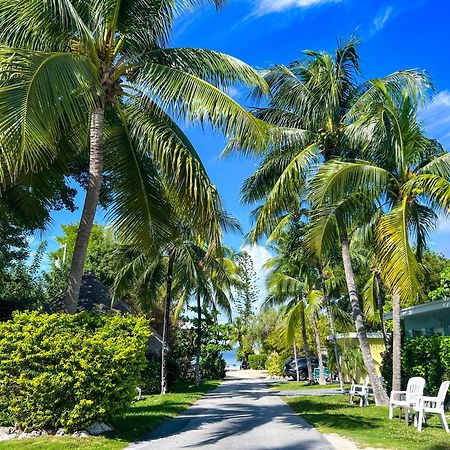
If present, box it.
[376,197,422,304]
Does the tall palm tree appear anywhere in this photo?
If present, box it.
[309,84,450,394]
[0,0,270,313]
[241,38,426,405]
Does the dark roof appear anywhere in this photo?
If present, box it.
[46,272,133,314]
[46,272,165,357]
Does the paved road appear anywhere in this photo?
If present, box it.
[129,372,335,450]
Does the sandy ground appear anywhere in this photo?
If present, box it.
[323,433,386,450]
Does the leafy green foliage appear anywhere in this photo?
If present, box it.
[0,242,47,321]
[428,266,450,301]
[173,309,231,381]
[0,311,149,431]
[139,359,177,395]
[248,354,268,370]
[47,223,120,289]
[266,352,285,377]
[401,336,450,395]
[0,263,47,321]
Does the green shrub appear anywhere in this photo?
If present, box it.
[140,360,161,394]
[248,354,268,370]
[140,358,178,393]
[401,335,450,395]
[266,352,285,377]
[0,311,149,431]
[201,349,226,380]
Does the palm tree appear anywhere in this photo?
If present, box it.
[0,0,270,313]
[264,233,315,383]
[306,288,327,385]
[241,38,426,405]
[309,83,450,394]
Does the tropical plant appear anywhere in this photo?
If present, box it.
[311,82,449,393]
[0,0,270,314]
[241,37,428,405]
[0,242,47,321]
[264,227,316,383]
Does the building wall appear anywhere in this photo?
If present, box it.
[339,337,385,384]
[404,310,450,338]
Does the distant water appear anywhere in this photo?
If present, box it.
[221,347,239,369]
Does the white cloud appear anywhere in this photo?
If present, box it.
[428,214,450,257]
[252,0,342,17]
[373,6,393,31]
[240,243,273,308]
[420,90,450,147]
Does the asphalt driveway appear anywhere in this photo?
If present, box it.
[128,372,335,450]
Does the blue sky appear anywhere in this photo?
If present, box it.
[41,0,450,275]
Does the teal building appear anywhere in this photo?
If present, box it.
[385,299,450,338]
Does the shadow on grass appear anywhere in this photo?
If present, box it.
[105,380,221,443]
[286,395,450,450]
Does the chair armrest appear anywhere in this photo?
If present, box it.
[390,390,406,401]
[417,395,438,407]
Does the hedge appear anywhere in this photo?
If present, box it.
[0,311,150,431]
[266,352,285,377]
[402,335,450,395]
[248,354,268,370]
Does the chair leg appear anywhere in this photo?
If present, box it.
[389,405,394,419]
[413,412,418,427]
[440,411,449,433]
[405,408,409,426]
[418,410,424,432]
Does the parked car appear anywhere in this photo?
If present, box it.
[283,356,328,381]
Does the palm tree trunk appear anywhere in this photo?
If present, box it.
[299,296,313,383]
[312,312,326,385]
[392,290,402,393]
[325,299,345,392]
[195,291,202,387]
[293,341,300,382]
[320,271,345,392]
[64,108,105,313]
[161,250,175,394]
[341,238,389,406]
[375,273,388,348]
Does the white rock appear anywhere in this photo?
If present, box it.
[55,428,65,436]
[0,433,17,441]
[72,430,89,438]
[86,422,113,436]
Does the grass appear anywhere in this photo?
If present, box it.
[271,381,350,391]
[0,380,221,450]
[285,394,450,450]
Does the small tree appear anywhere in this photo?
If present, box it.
[235,251,259,325]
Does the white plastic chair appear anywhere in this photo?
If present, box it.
[414,380,449,433]
[389,377,425,424]
[349,376,369,407]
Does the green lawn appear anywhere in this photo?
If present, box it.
[285,394,450,450]
[271,381,350,391]
[0,380,221,450]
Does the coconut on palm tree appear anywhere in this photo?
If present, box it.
[0,0,270,313]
